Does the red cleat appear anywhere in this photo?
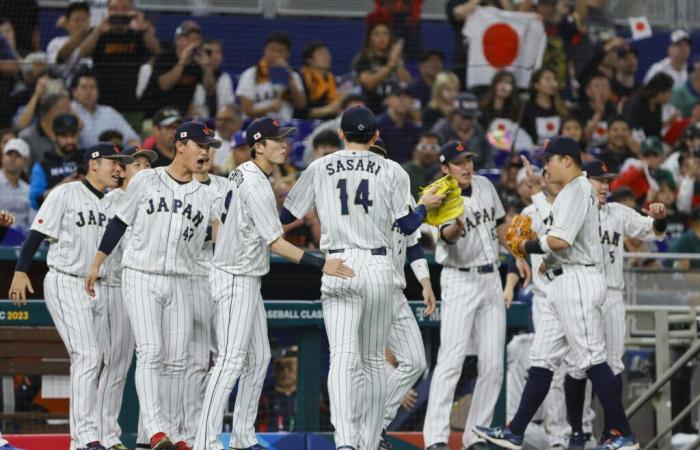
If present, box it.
[149,432,173,450]
[172,442,192,450]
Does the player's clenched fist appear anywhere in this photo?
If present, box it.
[84,263,100,297]
[642,202,667,220]
[0,210,15,228]
[9,272,34,306]
[322,258,355,279]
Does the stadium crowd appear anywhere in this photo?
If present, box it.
[0,0,699,264]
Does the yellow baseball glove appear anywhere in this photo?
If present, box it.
[419,175,464,226]
[507,214,537,258]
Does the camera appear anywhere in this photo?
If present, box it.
[108,14,131,26]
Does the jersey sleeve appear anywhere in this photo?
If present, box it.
[284,163,316,218]
[488,179,506,220]
[235,68,255,99]
[547,182,589,245]
[390,164,412,219]
[530,191,553,221]
[616,204,658,241]
[30,184,68,241]
[116,170,149,225]
[243,177,284,245]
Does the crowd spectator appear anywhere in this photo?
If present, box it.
[668,207,700,269]
[671,56,700,118]
[352,22,412,114]
[258,346,299,432]
[0,0,39,56]
[29,112,83,209]
[598,115,639,172]
[143,107,182,167]
[311,129,341,160]
[70,70,140,148]
[422,71,460,131]
[610,136,675,206]
[662,123,700,182]
[655,178,686,244]
[521,67,567,145]
[560,116,587,154]
[611,44,640,102]
[576,72,617,146]
[192,38,235,119]
[410,49,444,109]
[9,52,47,123]
[402,131,441,199]
[377,83,421,163]
[219,130,251,175]
[432,92,492,167]
[623,72,675,139]
[644,29,692,88]
[236,31,306,121]
[19,92,72,167]
[46,2,92,84]
[0,127,16,149]
[211,104,242,174]
[478,70,521,130]
[299,41,343,121]
[141,20,214,117]
[677,151,700,214]
[572,0,616,77]
[80,0,159,122]
[98,129,124,148]
[0,21,18,127]
[0,138,32,232]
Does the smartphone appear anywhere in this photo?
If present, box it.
[108,15,131,26]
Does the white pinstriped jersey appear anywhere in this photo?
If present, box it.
[284,150,412,251]
[211,161,284,276]
[193,175,228,276]
[545,175,603,268]
[102,188,127,286]
[31,181,114,278]
[599,202,658,290]
[435,175,505,267]
[116,167,220,275]
[521,193,552,296]
[391,198,421,290]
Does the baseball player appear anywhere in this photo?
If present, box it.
[366,141,437,449]
[281,106,442,450]
[85,121,222,450]
[564,160,666,448]
[96,146,158,450]
[9,143,133,450]
[475,136,639,450]
[423,141,511,450]
[193,117,354,450]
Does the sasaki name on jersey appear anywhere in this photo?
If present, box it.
[325,159,382,176]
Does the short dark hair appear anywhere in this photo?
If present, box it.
[98,129,123,142]
[608,114,629,128]
[71,68,96,91]
[312,129,341,150]
[38,93,68,119]
[341,94,366,110]
[204,38,223,50]
[265,31,292,51]
[419,131,439,141]
[344,131,374,145]
[66,1,90,17]
[302,41,328,63]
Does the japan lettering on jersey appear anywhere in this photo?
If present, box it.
[102,188,128,286]
[116,167,220,275]
[599,202,657,290]
[192,175,228,276]
[434,175,505,267]
[545,175,603,268]
[31,181,114,277]
[284,150,411,251]
[211,161,283,276]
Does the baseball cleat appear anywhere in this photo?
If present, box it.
[595,430,639,450]
[108,444,129,450]
[567,431,588,450]
[82,442,107,450]
[473,425,523,450]
[425,443,449,450]
[230,445,267,450]
[379,429,392,450]
[149,433,172,450]
[172,442,192,450]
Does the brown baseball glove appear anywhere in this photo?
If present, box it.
[507,214,537,258]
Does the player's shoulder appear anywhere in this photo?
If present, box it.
[234,161,270,189]
[521,203,537,216]
[607,201,639,217]
[48,181,76,198]
[105,187,125,201]
[471,174,493,189]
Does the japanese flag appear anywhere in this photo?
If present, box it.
[535,116,560,144]
[628,17,652,40]
[462,7,546,89]
[591,121,608,146]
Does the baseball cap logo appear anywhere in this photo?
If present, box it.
[456,142,464,152]
[92,151,100,158]
[180,131,187,138]
[601,162,608,173]
[272,119,280,127]
[113,145,120,153]
[203,125,212,136]
[358,124,365,131]
[253,132,262,140]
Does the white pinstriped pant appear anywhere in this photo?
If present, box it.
[96,284,135,448]
[122,268,192,443]
[44,270,104,449]
[322,250,394,450]
[194,269,271,450]
[423,267,505,449]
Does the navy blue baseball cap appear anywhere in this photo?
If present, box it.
[121,145,158,164]
[584,159,616,179]
[246,117,296,147]
[439,141,477,164]
[537,136,581,160]
[84,142,134,164]
[175,121,222,148]
[340,106,377,137]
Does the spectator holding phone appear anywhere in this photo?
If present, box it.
[79,0,159,121]
[236,31,306,121]
[192,38,235,119]
[47,2,92,83]
[141,20,215,117]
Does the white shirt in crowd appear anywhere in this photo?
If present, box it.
[235,66,304,122]
[643,57,688,88]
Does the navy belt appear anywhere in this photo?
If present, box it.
[458,264,495,274]
[545,264,595,281]
[328,247,387,256]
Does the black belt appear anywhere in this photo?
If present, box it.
[545,264,595,281]
[458,264,495,274]
[328,247,387,256]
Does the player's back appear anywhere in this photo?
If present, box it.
[286,150,411,252]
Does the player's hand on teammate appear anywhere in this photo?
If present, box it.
[515,257,531,287]
[642,203,667,220]
[401,388,417,410]
[322,258,355,279]
[418,185,445,211]
[0,210,15,228]
[504,285,514,309]
[8,272,33,306]
[84,264,100,297]
[421,284,437,316]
